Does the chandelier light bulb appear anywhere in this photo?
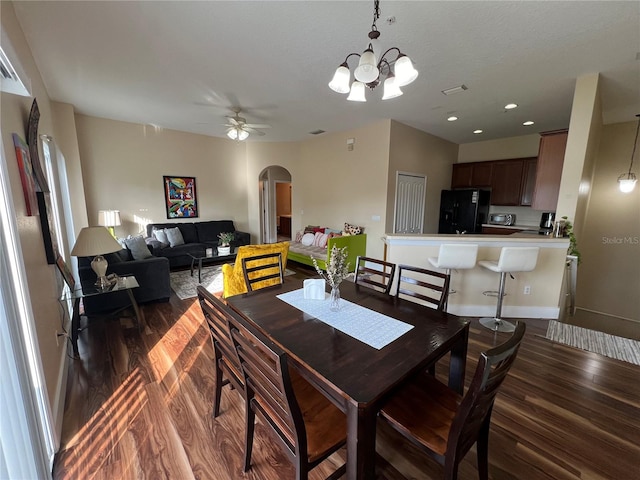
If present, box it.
[347,81,367,102]
[329,64,351,93]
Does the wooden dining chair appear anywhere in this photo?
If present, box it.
[354,256,396,294]
[378,321,526,480]
[241,251,284,292]
[230,316,347,480]
[196,286,244,417]
[395,264,451,311]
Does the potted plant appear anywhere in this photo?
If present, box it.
[217,232,234,255]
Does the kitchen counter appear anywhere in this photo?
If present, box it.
[383,233,569,319]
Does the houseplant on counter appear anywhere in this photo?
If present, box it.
[312,245,352,311]
[217,232,234,256]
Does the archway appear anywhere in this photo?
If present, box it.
[259,166,292,243]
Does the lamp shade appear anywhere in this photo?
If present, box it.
[618,174,637,193]
[237,129,249,141]
[354,48,379,84]
[394,54,419,87]
[347,81,367,102]
[98,210,121,227]
[70,226,122,257]
[329,65,351,94]
[382,75,403,100]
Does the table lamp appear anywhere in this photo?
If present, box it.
[98,210,121,237]
[71,226,122,288]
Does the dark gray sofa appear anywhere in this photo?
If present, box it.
[78,249,171,315]
[145,220,251,268]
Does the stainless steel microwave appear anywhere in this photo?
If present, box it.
[489,213,516,226]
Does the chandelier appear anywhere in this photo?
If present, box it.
[618,114,639,193]
[328,0,418,101]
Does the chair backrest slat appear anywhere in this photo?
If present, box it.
[242,252,284,292]
[448,322,526,462]
[230,319,303,456]
[355,256,397,295]
[396,265,450,311]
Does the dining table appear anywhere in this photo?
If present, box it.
[226,277,470,480]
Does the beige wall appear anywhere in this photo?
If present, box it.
[387,120,459,234]
[74,115,250,236]
[1,0,67,432]
[577,121,640,322]
[458,134,540,162]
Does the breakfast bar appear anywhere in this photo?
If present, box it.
[383,234,570,319]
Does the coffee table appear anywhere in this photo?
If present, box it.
[188,248,237,283]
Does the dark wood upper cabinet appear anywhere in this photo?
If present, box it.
[519,157,538,206]
[532,130,568,211]
[472,162,493,187]
[490,159,525,206]
[451,163,473,188]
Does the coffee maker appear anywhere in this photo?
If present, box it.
[540,212,555,234]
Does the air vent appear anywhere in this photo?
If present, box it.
[441,85,468,96]
[0,29,31,96]
[309,129,326,135]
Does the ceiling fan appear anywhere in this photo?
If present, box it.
[224,108,271,141]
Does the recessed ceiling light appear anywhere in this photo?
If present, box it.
[447,116,458,122]
[473,129,483,134]
[523,121,535,126]
[505,103,518,110]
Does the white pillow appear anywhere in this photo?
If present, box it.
[123,235,153,260]
[301,232,315,246]
[165,227,185,247]
[153,228,169,244]
[313,232,329,248]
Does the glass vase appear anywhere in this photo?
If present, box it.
[329,285,341,311]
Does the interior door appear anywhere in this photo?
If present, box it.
[393,172,426,234]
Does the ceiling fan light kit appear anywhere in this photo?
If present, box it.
[223,108,270,141]
[329,0,418,102]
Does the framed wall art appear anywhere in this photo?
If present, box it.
[12,133,39,216]
[163,176,198,218]
[27,98,49,192]
[36,191,60,264]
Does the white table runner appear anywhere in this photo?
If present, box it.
[276,288,413,350]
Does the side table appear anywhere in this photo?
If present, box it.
[67,275,143,357]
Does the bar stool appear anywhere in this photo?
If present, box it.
[479,247,539,332]
[428,244,478,311]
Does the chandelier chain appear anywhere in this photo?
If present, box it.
[629,114,640,175]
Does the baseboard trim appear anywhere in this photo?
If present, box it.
[51,335,70,454]
[448,304,560,319]
[575,307,640,324]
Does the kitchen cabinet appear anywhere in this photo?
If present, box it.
[490,159,525,206]
[532,130,568,211]
[451,162,493,188]
[519,157,537,206]
[451,163,474,188]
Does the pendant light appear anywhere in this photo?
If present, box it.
[618,114,639,193]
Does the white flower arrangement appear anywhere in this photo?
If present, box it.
[312,245,352,288]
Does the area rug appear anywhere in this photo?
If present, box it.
[545,320,640,366]
[170,266,296,300]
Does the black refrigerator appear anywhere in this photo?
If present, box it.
[438,189,490,234]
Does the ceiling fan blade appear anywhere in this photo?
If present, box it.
[244,123,271,129]
[226,117,241,126]
[244,127,266,136]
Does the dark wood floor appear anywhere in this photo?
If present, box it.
[53,265,640,479]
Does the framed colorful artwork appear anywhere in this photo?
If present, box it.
[12,133,39,216]
[27,98,50,192]
[36,191,60,264]
[55,254,75,290]
[163,176,198,218]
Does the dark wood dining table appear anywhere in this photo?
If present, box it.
[226,277,470,480]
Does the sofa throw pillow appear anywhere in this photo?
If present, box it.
[294,230,305,243]
[123,235,153,260]
[312,232,329,248]
[165,227,185,247]
[343,222,363,236]
[153,228,169,244]
[304,225,319,234]
[301,232,315,246]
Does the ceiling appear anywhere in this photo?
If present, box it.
[11,1,640,144]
